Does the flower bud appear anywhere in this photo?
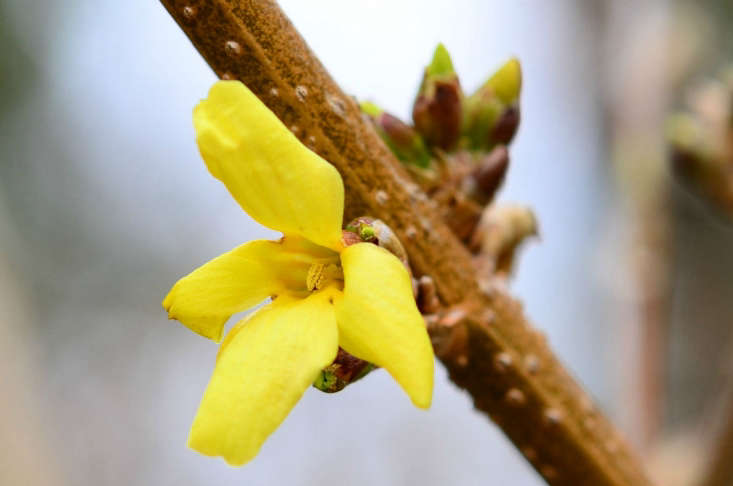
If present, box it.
[485,57,521,105]
[462,89,503,149]
[361,103,431,168]
[412,44,463,150]
[380,113,432,167]
[463,58,522,149]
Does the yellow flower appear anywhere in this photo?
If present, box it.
[163,81,434,466]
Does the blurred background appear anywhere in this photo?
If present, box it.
[2,0,733,485]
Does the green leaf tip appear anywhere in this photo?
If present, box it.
[313,369,340,393]
[486,57,522,104]
[427,43,455,77]
[358,225,376,240]
[360,101,383,117]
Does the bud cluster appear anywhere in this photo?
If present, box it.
[361,44,523,241]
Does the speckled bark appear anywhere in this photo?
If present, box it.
[160,1,653,484]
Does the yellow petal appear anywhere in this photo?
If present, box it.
[335,243,434,408]
[193,81,345,251]
[163,237,338,342]
[188,290,339,466]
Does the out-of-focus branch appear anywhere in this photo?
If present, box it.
[671,69,733,486]
[159,1,652,484]
[603,2,694,449]
[700,419,733,486]
[696,359,733,486]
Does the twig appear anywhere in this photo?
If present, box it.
[159,1,653,484]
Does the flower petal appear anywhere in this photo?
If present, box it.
[335,243,434,408]
[163,237,338,342]
[188,290,339,466]
[193,81,345,251]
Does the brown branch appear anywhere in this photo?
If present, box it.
[159,1,653,484]
[696,368,733,486]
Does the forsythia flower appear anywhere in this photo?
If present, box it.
[163,81,435,466]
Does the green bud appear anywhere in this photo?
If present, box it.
[462,58,522,149]
[345,217,377,242]
[358,225,376,240]
[427,43,455,77]
[359,101,383,118]
[485,57,522,105]
[413,44,463,150]
[361,103,432,168]
[462,91,503,149]
[313,368,341,392]
[378,113,431,168]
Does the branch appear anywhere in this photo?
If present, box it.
[696,373,733,486]
[160,1,653,484]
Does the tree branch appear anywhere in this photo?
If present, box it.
[696,372,733,486]
[160,1,653,484]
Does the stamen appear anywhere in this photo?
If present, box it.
[306,263,326,291]
[306,263,344,291]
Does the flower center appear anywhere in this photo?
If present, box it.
[306,263,343,291]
